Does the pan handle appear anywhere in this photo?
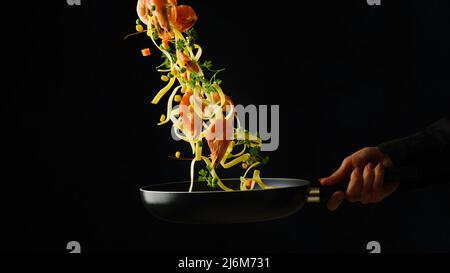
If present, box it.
[308,166,421,203]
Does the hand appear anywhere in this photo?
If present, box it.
[320,147,400,211]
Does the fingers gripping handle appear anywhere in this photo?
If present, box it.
[308,167,421,203]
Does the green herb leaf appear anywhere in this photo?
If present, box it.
[201,60,213,70]
[156,56,171,70]
[176,39,186,51]
[199,169,208,177]
[186,28,198,48]
[261,156,270,166]
[249,147,260,157]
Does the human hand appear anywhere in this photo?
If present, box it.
[320,147,400,211]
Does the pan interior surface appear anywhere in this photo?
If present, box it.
[141,178,310,193]
[140,178,311,224]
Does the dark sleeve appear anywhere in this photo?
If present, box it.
[377,117,450,185]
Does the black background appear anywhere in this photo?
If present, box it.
[2,0,450,253]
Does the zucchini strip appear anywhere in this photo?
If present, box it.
[195,141,203,161]
[221,153,250,169]
[253,170,269,190]
[201,157,233,192]
[219,141,235,165]
[213,83,226,107]
[211,168,233,192]
[243,162,261,179]
[194,44,203,61]
[189,159,196,192]
[158,86,182,125]
[228,145,247,159]
[151,77,176,105]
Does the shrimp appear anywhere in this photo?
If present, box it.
[177,51,200,73]
[206,95,235,168]
[152,0,177,32]
[206,117,235,168]
[137,0,197,40]
[180,89,235,168]
[137,0,150,25]
[133,1,270,191]
[173,5,198,33]
[179,90,202,139]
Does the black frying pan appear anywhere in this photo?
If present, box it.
[140,167,419,224]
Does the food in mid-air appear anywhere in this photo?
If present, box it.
[131,0,270,192]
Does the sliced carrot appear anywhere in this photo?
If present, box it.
[245,179,255,188]
[180,90,193,107]
[141,48,151,57]
[177,51,189,66]
[162,39,170,49]
[213,92,220,103]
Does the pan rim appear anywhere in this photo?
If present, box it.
[140,177,311,194]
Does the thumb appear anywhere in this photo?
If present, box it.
[320,159,352,186]
[327,191,345,211]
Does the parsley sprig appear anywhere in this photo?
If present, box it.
[187,70,224,94]
[248,146,270,166]
[198,167,219,188]
[186,28,198,48]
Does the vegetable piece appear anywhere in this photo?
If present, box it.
[210,167,232,191]
[253,170,268,189]
[132,2,273,193]
[221,154,250,169]
[162,39,170,49]
[151,75,176,105]
[136,24,144,32]
[189,158,196,192]
[245,179,255,189]
[176,39,186,51]
[159,86,182,125]
[141,48,151,57]
[195,141,203,161]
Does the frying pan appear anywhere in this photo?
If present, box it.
[140,167,420,224]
